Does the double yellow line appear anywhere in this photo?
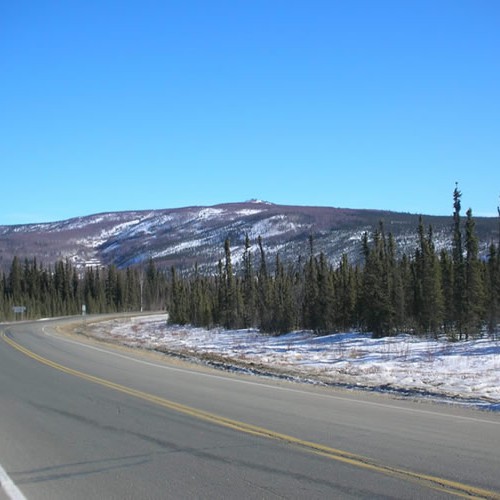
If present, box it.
[2,331,499,499]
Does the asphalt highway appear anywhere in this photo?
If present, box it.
[1,316,499,499]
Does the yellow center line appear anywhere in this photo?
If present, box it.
[2,332,499,499]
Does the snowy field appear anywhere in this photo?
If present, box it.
[85,315,500,411]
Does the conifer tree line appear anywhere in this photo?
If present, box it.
[168,187,500,340]
[0,257,167,321]
[1,187,499,340]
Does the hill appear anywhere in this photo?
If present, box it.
[0,200,497,272]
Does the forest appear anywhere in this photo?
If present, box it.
[1,187,499,340]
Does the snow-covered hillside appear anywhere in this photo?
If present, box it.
[86,315,500,411]
[0,201,497,272]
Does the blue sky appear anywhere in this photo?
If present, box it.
[1,1,499,225]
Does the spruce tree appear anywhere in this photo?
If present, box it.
[302,236,319,332]
[124,267,140,311]
[105,265,118,312]
[486,244,499,336]
[83,267,97,313]
[242,234,256,328]
[144,258,161,310]
[463,208,485,337]
[271,253,295,333]
[169,266,188,324]
[257,236,272,331]
[439,250,455,338]
[334,253,356,331]
[8,256,23,305]
[414,218,443,335]
[361,223,393,337]
[221,238,239,329]
[399,253,414,332]
[190,263,203,326]
[316,252,335,333]
[452,184,466,338]
[387,232,405,332]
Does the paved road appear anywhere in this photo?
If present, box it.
[1,316,499,499]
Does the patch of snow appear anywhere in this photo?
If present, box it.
[236,209,264,217]
[87,316,500,409]
[248,216,305,239]
[197,208,225,220]
[77,219,145,248]
[246,199,274,205]
[348,229,371,242]
[152,238,206,258]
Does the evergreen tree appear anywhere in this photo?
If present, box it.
[221,238,239,329]
[271,253,295,333]
[39,266,52,317]
[399,253,414,332]
[95,267,107,313]
[387,232,405,332]
[83,267,97,313]
[71,265,80,313]
[124,267,140,311]
[334,253,356,331]
[241,234,256,328]
[360,223,393,337]
[186,263,214,328]
[315,252,335,333]
[414,218,443,335]
[257,236,273,331]
[439,250,455,338]
[200,275,214,327]
[189,263,203,326]
[463,208,485,337]
[0,270,5,318]
[169,266,188,324]
[452,184,466,338]
[105,265,124,312]
[486,244,499,336]
[144,258,162,310]
[8,256,23,305]
[302,236,320,332]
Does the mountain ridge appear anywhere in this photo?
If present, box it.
[0,201,497,273]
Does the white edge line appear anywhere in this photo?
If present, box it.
[0,464,27,500]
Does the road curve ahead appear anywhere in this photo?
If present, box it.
[1,316,499,499]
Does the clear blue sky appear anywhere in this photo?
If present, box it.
[1,1,499,225]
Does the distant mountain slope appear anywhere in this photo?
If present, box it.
[0,201,497,272]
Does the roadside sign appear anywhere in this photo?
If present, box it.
[12,306,26,320]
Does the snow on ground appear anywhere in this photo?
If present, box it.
[152,238,206,258]
[236,209,264,217]
[86,315,500,410]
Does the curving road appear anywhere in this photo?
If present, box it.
[1,316,499,499]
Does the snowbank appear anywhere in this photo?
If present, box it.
[86,315,500,410]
